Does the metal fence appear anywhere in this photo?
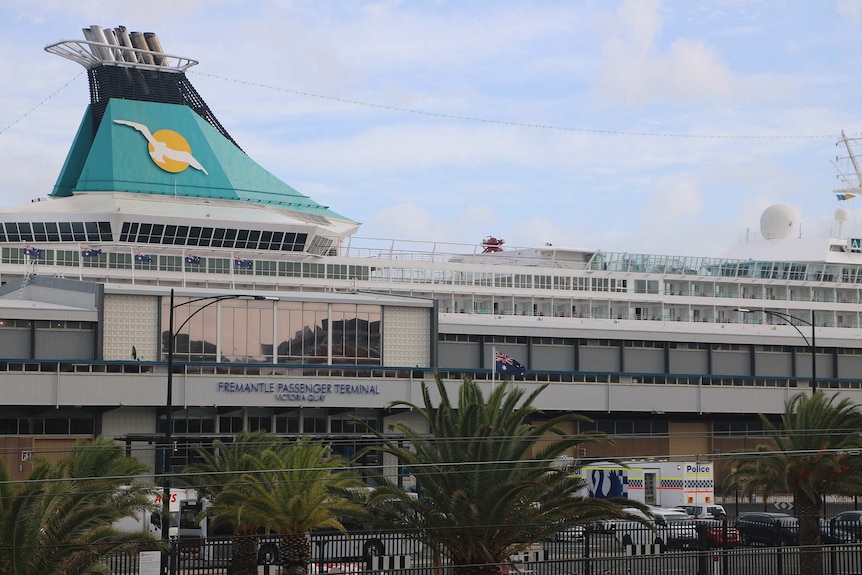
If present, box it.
[104,520,862,575]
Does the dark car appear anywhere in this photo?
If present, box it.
[829,511,862,540]
[820,516,861,544]
[735,512,798,547]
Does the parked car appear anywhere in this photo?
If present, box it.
[819,518,859,544]
[735,512,798,547]
[827,511,862,540]
[694,519,742,547]
[615,507,698,549]
[552,525,586,542]
[676,504,727,519]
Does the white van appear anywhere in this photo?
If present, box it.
[614,507,698,549]
[675,504,727,519]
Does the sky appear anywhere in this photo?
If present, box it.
[1,1,862,257]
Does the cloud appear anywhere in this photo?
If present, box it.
[838,0,862,19]
[596,0,743,106]
[360,203,499,245]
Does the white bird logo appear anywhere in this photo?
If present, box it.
[114,119,208,175]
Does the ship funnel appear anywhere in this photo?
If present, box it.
[129,31,154,65]
[113,26,138,63]
[144,32,166,66]
[48,24,197,71]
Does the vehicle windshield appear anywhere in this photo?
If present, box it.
[664,514,693,523]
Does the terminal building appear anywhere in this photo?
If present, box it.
[2,25,862,484]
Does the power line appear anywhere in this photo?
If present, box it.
[192,71,837,141]
[0,72,83,136]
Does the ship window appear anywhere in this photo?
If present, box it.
[199,227,213,246]
[223,228,237,247]
[56,250,79,266]
[280,262,302,277]
[84,221,99,239]
[257,261,278,276]
[109,252,132,270]
[247,229,261,247]
[19,222,34,241]
[235,229,249,249]
[32,222,46,242]
[270,231,284,250]
[4,223,20,242]
[162,255,182,272]
[208,258,230,273]
[281,233,304,252]
[259,230,272,249]
[303,263,326,278]
[44,222,59,242]
[69,221,84,240]
[211,228,225,247]
[151,224,164,241]
[188,226,202,246]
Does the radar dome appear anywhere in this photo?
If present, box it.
[835,208,849,223]
[760,204,798,240]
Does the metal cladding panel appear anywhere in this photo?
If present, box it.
[626,348,664,373]
[0,371,855,415]
[34,331,95,360]
[438,341,480,368]
[579,347,620,372]
[669,349,709,374]
[0,375,57,405]
[711,351,749,375]
[532,345,575,371]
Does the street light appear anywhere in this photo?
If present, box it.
[736,307,817,393]
[161,288,277,575]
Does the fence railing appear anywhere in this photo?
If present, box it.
[104,521,862,575]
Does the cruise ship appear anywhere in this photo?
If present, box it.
[0,25,860,484]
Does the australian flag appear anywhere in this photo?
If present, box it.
[134,250,153,263]
[184,254,202,265]
[495,351,526,378]
[22,244,41,259]
[233,256,253,270]
[81,246,102,258]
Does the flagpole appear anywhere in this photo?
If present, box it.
[492,346,497,389]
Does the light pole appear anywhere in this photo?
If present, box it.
[736,307,817,393]
[161,289,277,575]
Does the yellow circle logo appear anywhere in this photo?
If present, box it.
[150,130,192,173]
[114,119,209,176]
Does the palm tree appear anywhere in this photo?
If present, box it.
[216,439,366,575]
[182,431,283,575]
[725,390,862,575]
[339,375,638,575]
[0,437,158,575]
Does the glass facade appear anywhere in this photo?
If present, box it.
[162,297,382,365]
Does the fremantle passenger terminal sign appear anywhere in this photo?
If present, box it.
[217,381,380,403]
